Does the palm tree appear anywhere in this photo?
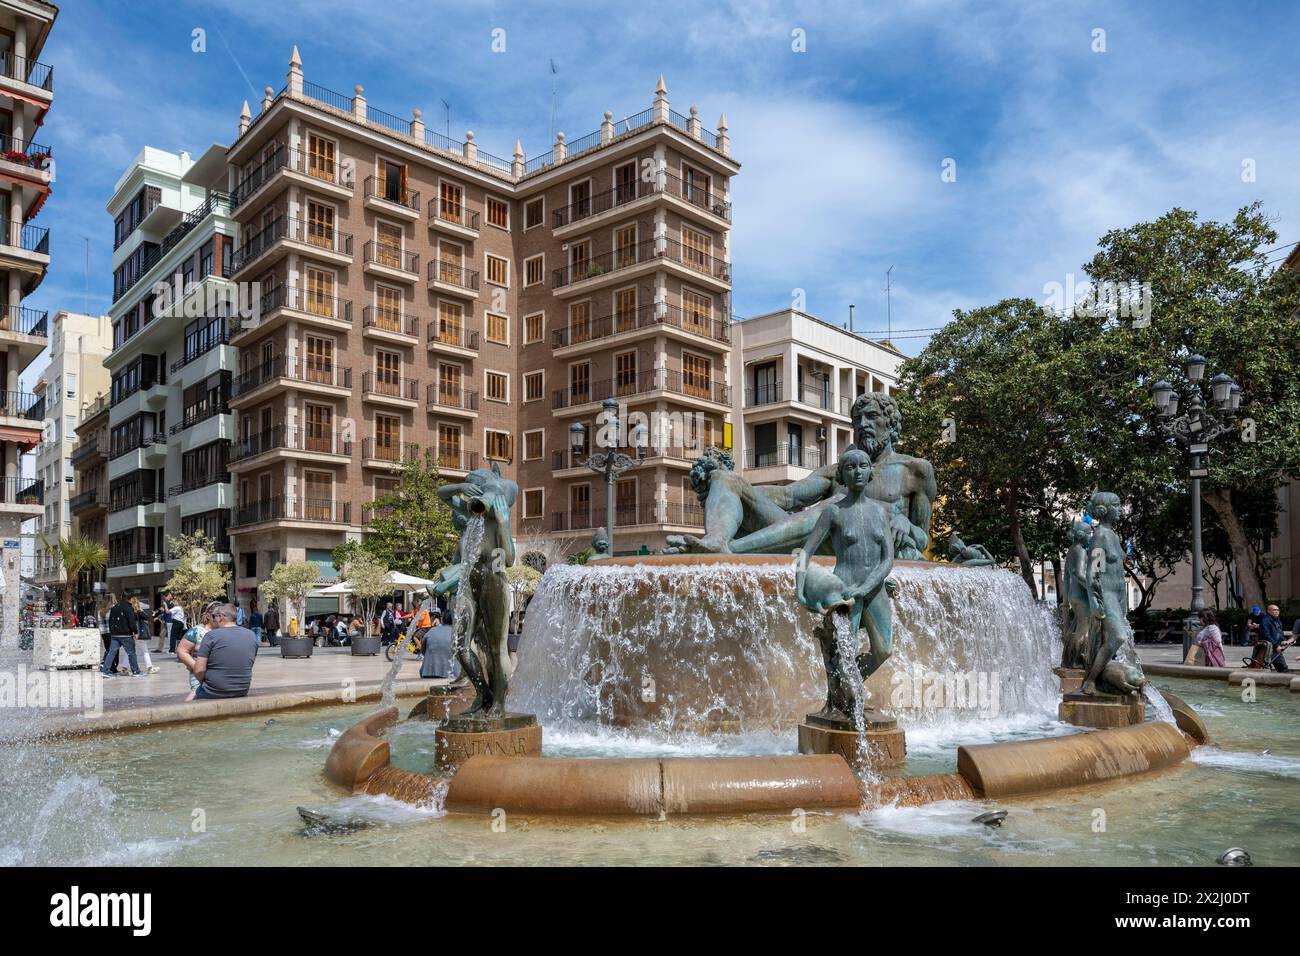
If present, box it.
[54,536,108,618]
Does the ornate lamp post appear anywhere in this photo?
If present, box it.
[568,398,644,556]
[1150,354,1243,658]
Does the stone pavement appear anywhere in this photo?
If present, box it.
[94,644,427,710]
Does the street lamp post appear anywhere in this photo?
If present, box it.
[569,398,644,556]
[1150,354,1243,659]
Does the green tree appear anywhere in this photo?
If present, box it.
[340,550,390,630]
[1080,202,1300,607]
[52,536,108,617]
[332,449,459,580]
[260,560,321,631]
[164,531,230,621]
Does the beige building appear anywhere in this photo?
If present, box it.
[220,50,736,587]
[31,311,111,593]
[0,0,54,646]
[70,389,108,598]
[731,309,903,487]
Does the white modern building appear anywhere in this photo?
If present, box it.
[730,309,904,486]
[104,145,237,605]
[30,311,111,593]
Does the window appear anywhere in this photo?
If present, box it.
[438,363,463,405]
[682,353,712,400]
[438,424,462,468]
[486,196,509,229]
[524,254,544,286]
[485,254,509,287]
[569,362,590,403]
[485,312,509,345]
[523,430,543,460]
[374,413,401,460]
[523,488,543,519]
[569,240,590,275]
[683,289,713,332]
[485,430,512,461]
[570,483,590,519]
[438,241,463,283]
[569,180,591,219]
[439,182,464,224]
[615,224,638,267]
[307,134,336,181]
[682,226,711,270]
[437,301,463,344]
[524,197,544,229]
[682,163,712,206]
[200,239,215,277]
[375,285,402,330]
[376,221,403,268]
[524,312,544,344]
[303,473,335,521]
[304,267,335,317]
[615,288,637,332]
[569,301,591,343]
[614,162,638,204]
[523,371,543,402]
[306,200,335,250]
[615,351,638,396]
[485,370,509,403]
[374,349,401,395]
[379,158,409,205]
[304,335,335,384]
[303,402,334,453]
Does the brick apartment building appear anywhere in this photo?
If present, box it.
[221,50,737,591]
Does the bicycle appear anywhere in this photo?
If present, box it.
[384,629,426,662]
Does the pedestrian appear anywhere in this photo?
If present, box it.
[102,592,141,678]
[235,602,246,627]
[166,596,186,654]
[1193,609,1225,668]
[263,601,280,646]
[380,601,396,645]
[182,603,257,701]
[96,597,111,658]
[176,605,214,701]
[249,600,264,645]
[333,615,349,646]
[1261,604,1292,672]
[128,596,159,674]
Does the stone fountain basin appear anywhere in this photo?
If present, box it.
[323,690,1200,817]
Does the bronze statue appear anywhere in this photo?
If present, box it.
[1079,491,1146,696]
[794,449,897,720]
[436,465,518,717]
[947,532,995,566]
[591,527,610,558]
[666,393,936,560]
[1059,519,1092,669]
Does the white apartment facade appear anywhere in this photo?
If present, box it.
[31,311,111,591]
[104,144,237,605]
[730,309,904,487]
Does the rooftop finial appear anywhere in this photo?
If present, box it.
[289,45,301,68]
[656,74,666,93]
[513,139,523,158]
[240,100,251,120]
[718,112,728,129]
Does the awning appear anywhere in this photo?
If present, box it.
[0,425,40,446]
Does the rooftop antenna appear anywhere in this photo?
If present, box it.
[440,99,450,139]
[885,265,895,343]
[80,234,90,316]
[549,59,558,142]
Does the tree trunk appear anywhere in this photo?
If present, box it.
[1202,488,1266,608]
[1049,558,1063,605]
[1006,487,1038,599]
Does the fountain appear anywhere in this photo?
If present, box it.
[320,393,1202,818]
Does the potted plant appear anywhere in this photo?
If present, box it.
[262,560,320,659]
[342,551,388,656]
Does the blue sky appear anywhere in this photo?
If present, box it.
[29,0,1300,362]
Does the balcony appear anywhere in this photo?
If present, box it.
[0,389,45,422]
[0,53,54,94]
[551,500,661,533]
[663,499,706,528]
[232,355,352,402]
[231,144,354,211]
[552,171,730,235]
[231,216,353,275]
[109,551,165,570]
[433,450,478,475]
[361,437,420,468]
[0,134,53,185]
[168,401,230,435]
[79,393,110,425]
[0,220,50,263]
[427,259,480,298]
[232,495,353,529]
[363,306,419,343]
[425,383,479,417]
[426,321,480,356]
[427,199,479,239]
[362,241,419,283]
[0,477,43,509]
[229,424,353,467]
[362,372,420,407]
[70,438,103,468]
[551,368,730,411]
[551,237,730,295]
[743,445,826,471]
[170,323,230,374]
[161,192,231,256]
[109,487,163,515]
[168,472,232,496]
[232,284,353,340]
[551,303,730,353]
[551,445,697,472]
[745,383,782,407]
[363,177,420,219]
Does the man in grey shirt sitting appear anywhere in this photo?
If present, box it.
[192,603,259,700]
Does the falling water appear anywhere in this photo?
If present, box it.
[1142,684,1177,726]
[511,559,1062,748]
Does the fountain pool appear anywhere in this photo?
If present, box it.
[3,677,1297,866]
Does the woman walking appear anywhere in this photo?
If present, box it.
[129,596,159,674]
